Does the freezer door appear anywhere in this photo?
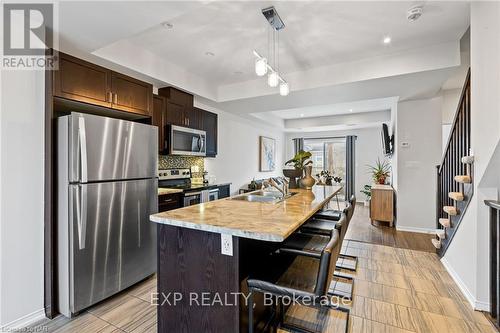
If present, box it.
[68,178,157,314]
[68,112,157,183]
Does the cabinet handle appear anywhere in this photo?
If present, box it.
[187,118,190,126]
[162,198,174,203]
[107,91,112,102]
[113,93,118,104]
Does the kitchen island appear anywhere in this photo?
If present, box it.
[150,185,342,332]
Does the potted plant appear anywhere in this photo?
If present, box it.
[284,150,314,189]
[360,184,372,207]
[316,170,333,185]
[368,158,390,185]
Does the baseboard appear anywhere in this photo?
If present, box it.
[441,257,490,311]
[395,225,435,234]
[0,308,46,330]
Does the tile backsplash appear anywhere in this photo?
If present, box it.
[158,155,204,177]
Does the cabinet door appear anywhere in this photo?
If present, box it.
[111,72,152,116]
[218,185,230,199]
[54,53,111,107]
[158,193,181,212]
[153,95,166,153]
[185,107,202,130]
[165,101,186,127]
[201,110,218,157]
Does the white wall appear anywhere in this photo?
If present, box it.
[395,97,442,232]
[285,127,386,202]
[444,2,500,311]
[195,99,286,194]
[0,70,45,327]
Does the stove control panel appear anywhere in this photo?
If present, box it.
[158,168,191,180]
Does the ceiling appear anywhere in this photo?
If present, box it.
[116,1,469,86]
[57,1,470,129]
[268,97,397,120]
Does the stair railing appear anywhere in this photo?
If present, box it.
[436,69,471,229]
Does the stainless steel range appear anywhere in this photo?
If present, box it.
[158,168,219,206]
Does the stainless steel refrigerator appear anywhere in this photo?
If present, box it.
[57,112,157,317]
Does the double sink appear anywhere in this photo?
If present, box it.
[230,190,298,204]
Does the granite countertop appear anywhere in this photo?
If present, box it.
[158,188,184,196]
[150,185,342,242]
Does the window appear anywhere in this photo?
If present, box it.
[303,137,346,195]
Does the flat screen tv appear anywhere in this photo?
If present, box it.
[381,123,393,156]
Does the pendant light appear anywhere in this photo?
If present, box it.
[255,58,267,76]
[253,6,290,96]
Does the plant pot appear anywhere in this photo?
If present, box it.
[300,165,316,190]
[377,176,386,185]
[364,199,370,207]
[283,169,302,189]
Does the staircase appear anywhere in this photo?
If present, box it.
[433,69,473,256]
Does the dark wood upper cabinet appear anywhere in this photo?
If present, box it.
[54,52,152,117]
[152,94,166,153]
[111,72,152,116]
[158,87,198,128]
[54,53,111,108]
[165,100,185,127]
[200,109,218,157]
[185,107,202,130]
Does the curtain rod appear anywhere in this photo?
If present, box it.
[292,135,358,140]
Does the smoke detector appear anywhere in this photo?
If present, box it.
[407,5,423,22]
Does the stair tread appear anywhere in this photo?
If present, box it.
[431,238,441,249]
[436,229,446,239]
[449,192,464,201]
[439,218,451,228]
[443,206,458,215]
[454,175,472,183]
[461,156,474,164]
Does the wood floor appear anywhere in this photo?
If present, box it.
[345,204,435,253]
[32,205,496,333]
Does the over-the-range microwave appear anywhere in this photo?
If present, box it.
[168,125,206,156]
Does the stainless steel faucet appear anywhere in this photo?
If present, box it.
[262,178,289,197]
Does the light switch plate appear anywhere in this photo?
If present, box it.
[221,234,233,256]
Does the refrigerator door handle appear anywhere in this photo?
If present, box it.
[78,116,88,183]
[77,185,88,250]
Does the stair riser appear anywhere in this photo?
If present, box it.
[437,182,474,257]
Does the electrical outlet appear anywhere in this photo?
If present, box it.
[221,234,233,256]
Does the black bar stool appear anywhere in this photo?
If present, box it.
[247,229,349,333]
[303,195,358,272]
[279,213,355,300]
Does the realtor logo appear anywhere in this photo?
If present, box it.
[2,3,58,69]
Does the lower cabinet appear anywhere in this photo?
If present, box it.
[218,185,231,199]
[158,193,182,212]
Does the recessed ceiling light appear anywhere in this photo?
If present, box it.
[383,36,392,45]
[300,113,304,118]
[205,51,215,57]
[349,109,353,112]
[161,22,173,29]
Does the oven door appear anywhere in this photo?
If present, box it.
[183,191,202,206]
[170,125,206,156]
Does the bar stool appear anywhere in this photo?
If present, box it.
[247,229,349,333]
[280,214,355,300]
[303,195,358,272]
